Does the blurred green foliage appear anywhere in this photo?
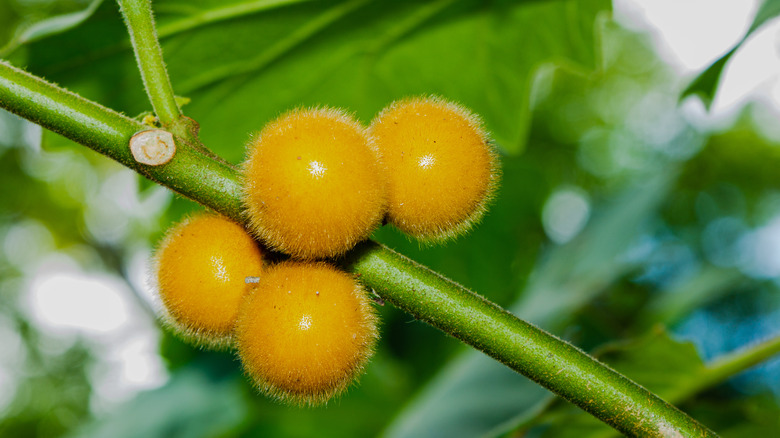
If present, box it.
[1,0,780,437]
[682,0,780,107]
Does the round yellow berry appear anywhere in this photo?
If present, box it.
[368,97,499,242]
[235,261,378,406]
[242,107,387,260]
[154,213,266,348]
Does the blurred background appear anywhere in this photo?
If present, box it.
[1,0,780,436]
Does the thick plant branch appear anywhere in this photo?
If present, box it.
[0,60,717,438]
[117,0,180,126]
[0,60,242,218]
[343,244,718,438]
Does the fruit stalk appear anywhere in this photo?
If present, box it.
[117,0,181,127]
[667,333,780,404]
[0,59,717,437]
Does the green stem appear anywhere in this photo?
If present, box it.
[668,334,780,404]
[0,60,242,218]
[117,0,181,126]
[706,335,780,385]
[0,59,718,438]
[343,242,716,438]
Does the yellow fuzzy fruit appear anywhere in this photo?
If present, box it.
[235,261,378,406]
[154,214,266,348]
[368,97,499,243]
[242,107,387,260]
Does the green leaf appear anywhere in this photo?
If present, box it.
[679,118,780,194]
[688,396,780,438]
[596,327,706,402]
[382,353,551,438]
[0,0,104,57]
[682,52,733,107]
[682,0,780,107]
[749,0,780,34]
[16,0,608,158]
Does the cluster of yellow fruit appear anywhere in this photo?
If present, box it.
[152,97,499,406]
[155,217,376,405]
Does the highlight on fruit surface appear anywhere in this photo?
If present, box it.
[242,107,387,260]
[235,261,378,406]
[153,213,267,348]
[368,96,500,243]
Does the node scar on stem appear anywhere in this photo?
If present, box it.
[130,129,175,165]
